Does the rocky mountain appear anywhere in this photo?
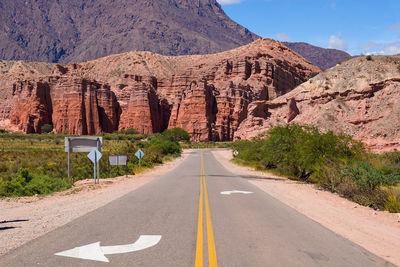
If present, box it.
[235,55,400,152]
[0,39,319,141]
[283,42,351,70]
[0,0,259,63]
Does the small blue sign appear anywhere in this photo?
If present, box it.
[135,149,144,159]
[88,148,102,163]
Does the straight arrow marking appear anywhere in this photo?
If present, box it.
[55,235,161,263]
[220,190,253,195]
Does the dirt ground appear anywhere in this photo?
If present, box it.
[0,150,191,256]
[211,150,400,266]
[1,149,400,266]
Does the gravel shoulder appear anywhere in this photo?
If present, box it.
[0,150,191,256]
[212,149,400,267]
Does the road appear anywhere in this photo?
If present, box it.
[0,150,393,266]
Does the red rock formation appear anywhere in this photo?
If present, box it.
[8,76,120,135]
[0,39,319,139]
[168,80,217,141]
[10,81,52,133]
[235,55,400,152]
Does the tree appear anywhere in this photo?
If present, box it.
[162,128,191,142]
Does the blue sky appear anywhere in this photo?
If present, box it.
[217,0,400,55]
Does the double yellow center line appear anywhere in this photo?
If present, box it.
[195,152,218,267]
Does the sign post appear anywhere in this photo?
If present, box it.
[87,148,102,184]
[65,137,103,179]
[135,149,144,169]
[108,155,128,177]
[67,138,71,178]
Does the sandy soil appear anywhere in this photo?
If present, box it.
[212,150,400,266]
[0,150,191,256]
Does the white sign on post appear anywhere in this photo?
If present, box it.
[109,155,127,166]
[65,137,103,152]
[65,137,103,179]
[87,148,102,184]
[135,149,144,169]
[108,155,128,177]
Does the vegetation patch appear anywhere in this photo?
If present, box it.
[232,124,400,212]
[0,128,190,197]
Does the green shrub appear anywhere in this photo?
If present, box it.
[41,124,53,133]
[162,128,191,142]
[150,137,181,156]
[341,162,400,193]
[125,128,139,135]
[0,168,71,197]
[257,125,362,181]
[366,55,372,61]
[232,140,261,163]
[384,194,400,213]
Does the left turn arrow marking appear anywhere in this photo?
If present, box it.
[55,235,161,263]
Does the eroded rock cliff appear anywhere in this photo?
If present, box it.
[235,55,400,152]
[0,39,319,139]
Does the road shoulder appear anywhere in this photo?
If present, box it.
[212,149,400,266]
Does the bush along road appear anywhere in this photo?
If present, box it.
[232,124,400,213]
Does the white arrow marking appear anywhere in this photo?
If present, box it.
[220,190,253,195]
[55,235,161,263]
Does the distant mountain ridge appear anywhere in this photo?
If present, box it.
[0,0,348,68]
[0,0,259,63]
[283,42,351,70]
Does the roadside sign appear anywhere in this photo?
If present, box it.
[87,148,102,184]
[233,150,239,157]
[65,137,102,152]
[135,149,144,159]
[88,148,102,163]
[108,155,128,178]
[135,149,144,169]
[109,155,127,166]
[64,136,103,179]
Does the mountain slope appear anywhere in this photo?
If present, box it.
[283,42,351,70]
[235,55,400,152]
[0,0,259,63]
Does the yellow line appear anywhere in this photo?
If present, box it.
[203,167,218,266]
[195,153,204,267]
[195,152,218,267]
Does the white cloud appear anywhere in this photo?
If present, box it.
[328,35,347,51]
[276,33,290,42]
[384,42,400,54]
[217,0,243,4]
[365,51,385,55]
[360,41,400,55]
[360,41,380,53]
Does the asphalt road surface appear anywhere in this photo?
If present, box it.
[0,150,393,266]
